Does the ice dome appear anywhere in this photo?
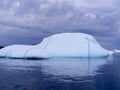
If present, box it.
[0,33,112,58]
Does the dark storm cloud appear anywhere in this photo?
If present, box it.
[0,0,120,49]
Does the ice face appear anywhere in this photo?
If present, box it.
[0,33,110,58]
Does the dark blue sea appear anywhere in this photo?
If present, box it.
[0,54,120,90]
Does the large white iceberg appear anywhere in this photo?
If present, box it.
[0,33,112,58]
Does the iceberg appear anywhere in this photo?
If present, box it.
[0,33,112,58]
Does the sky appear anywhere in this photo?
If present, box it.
[0,0,120,50]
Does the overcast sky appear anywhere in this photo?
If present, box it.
[0,0,120,50]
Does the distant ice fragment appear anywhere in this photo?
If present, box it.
[114,49,120,53]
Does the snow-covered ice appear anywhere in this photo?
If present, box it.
[0,33,112,58]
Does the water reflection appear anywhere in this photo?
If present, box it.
[0,56,119,90]
[0,57,112,77]
[39,58,112,77]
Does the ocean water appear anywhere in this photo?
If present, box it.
[0,54,120,90]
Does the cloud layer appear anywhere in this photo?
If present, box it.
[0,0,120,49]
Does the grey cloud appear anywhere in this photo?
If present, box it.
[0,0,120,49]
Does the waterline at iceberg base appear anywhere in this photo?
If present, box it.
[0,33,113,59]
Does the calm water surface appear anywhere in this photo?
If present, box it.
[0,54,120,90]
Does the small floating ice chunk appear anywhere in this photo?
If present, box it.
[114,49,120,53]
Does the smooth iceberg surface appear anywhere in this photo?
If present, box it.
[0,33,111,58]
